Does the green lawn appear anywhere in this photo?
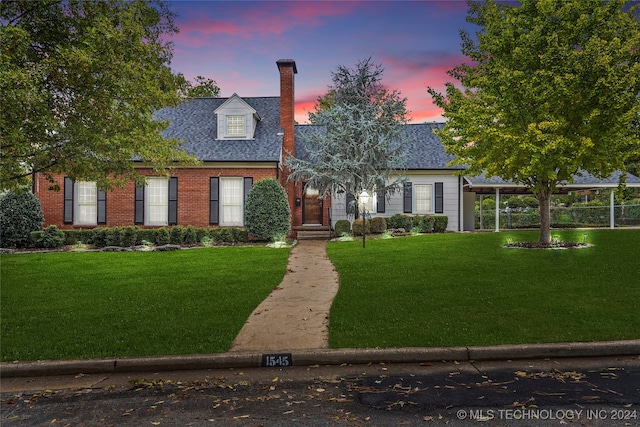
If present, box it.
[2,230,638,362]
[327,229,640,348]
[1,248,290,362]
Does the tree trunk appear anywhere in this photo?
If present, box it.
[537,189,551,245]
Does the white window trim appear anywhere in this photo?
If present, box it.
[414,184,433,214]
[220,177,243,226]
[225,115,246,138]
[75,181,97,226]
[146,178,169,226]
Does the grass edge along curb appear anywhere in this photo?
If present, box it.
[2,340,639,378]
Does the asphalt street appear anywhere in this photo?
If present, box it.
[2,356,639,426]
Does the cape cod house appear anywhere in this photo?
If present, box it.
[34,59,640,236]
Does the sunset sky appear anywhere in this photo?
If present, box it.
[166,0,478,123]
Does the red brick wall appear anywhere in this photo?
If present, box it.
[35,167,277,229]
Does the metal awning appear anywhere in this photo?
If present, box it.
[464,170,640,195]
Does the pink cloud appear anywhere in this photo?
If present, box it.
[170,2,360,48]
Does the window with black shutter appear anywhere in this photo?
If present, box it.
[209,177,219,225]
[403,182,413,213]
[435,182,444,214]
[63,177,73,224]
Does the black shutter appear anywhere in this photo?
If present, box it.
[134,184,145,224]
[243,177,253,205]
[168,177,178,225]
[376,191,385,213]
[209,177,219,225]
[97,189,107,224]
[63,177,73,224]
[403,182,412,213]
[435,182,444,214]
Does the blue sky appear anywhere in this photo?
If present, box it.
[166,1,478,123]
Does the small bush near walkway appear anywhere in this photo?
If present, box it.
[244,179,291,241]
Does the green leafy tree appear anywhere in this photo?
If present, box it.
[428,0,640,244]
[0,0,203,191]
[285,58,409,247]
[183,75,220,98]
[244,178,290,241]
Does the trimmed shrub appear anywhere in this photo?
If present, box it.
[156,227,170,245]
[244,178,291,241]
[169,226,184,245]
[30,231,43,247]
[231,227,249,243]
[105,227,123,246]
[419,215,435,233]
[120,227,138,247]
[0,191,45,248]
[63,230,94,245]
[433,216,448,233]
[387,213,412,230]
[208,228,221,242]
[92,228,109,247]
[136,229,157,245]
[40,225,65,248]
[334,220,351,236]
[194,227,208,243]
[183,225,197,244]
[218,227,233,243]
[370,217,387,234]
[351,218,371,236]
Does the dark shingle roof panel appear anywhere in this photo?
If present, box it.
[155,97,282,162]
[293,122,461,170]
[467,170,640,187]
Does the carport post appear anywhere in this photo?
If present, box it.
[610,190,615,229]
[495,188,500,232]
[479,194,484,230]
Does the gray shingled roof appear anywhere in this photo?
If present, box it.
[155,97,282,162]
[466,170,640,188]
[293,122,461,170]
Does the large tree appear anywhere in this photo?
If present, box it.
[428,0,640,244]
[0,0,214,191]
[285,58,409,245]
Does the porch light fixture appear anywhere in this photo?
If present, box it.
[359,191,370,210]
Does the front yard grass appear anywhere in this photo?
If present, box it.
[327,229,640,348]
[1,248,290,362]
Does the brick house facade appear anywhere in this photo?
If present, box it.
[34,58,640,235]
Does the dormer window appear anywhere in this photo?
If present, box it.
[226,115,245,137]
[215,93,260,140]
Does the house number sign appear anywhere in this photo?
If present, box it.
[262,353,292,367]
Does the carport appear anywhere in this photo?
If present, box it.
[462,171,640,231]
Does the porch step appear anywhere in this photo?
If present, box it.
[296,230,332,240]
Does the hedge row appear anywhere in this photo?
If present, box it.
[29,226,249,249]
[386,214,448,233]
[335,214,449,236]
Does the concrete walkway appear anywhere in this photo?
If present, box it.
[229,240,340,352]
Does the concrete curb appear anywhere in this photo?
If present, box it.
[2,340,639,378]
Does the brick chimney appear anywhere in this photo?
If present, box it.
[276,59,301,232]
[276,59,297,159]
